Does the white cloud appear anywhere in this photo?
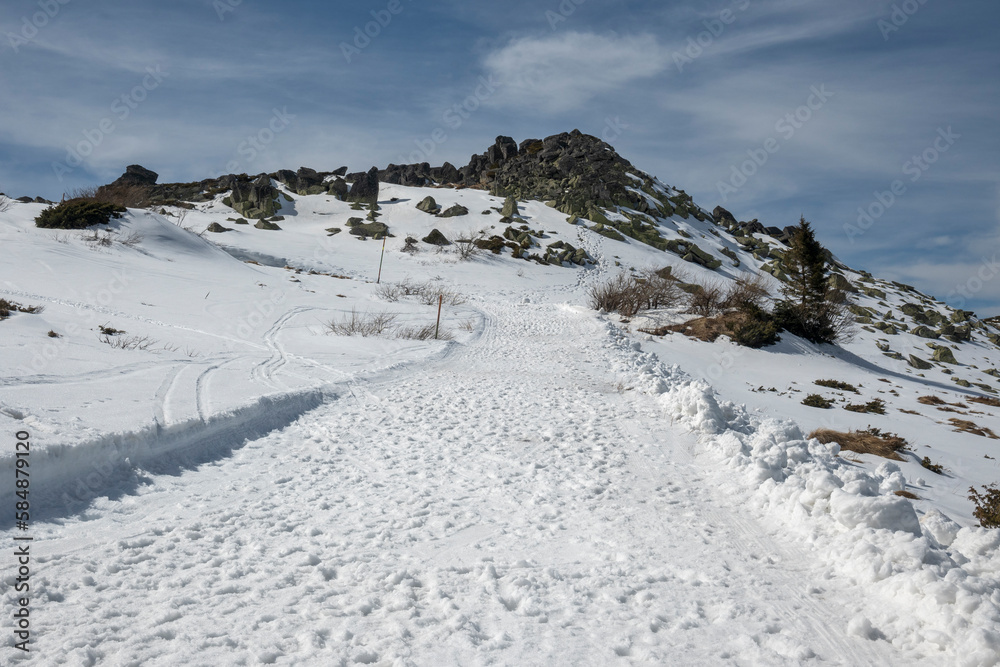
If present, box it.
[483,32,669,113]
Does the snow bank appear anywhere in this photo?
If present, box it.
[605,322,1000,665]
[2,388,330,517]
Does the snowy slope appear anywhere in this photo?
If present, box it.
[1,174,999,665]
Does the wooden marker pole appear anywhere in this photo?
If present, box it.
[435,294,443,340]
[376,234,387,284]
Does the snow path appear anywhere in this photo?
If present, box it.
[9,301,904,666]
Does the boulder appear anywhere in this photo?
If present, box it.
[206,222,233,233]
[254,220,281,230]
[712,206,737,226]
[348,222,388,239]
[230,175,280,218]
[439,204,469,218]
[327,178,348,198]
[416,196,440,214]
[501,196,518,218]
[910,326,939,339]
[111,164,158,187]
[346,166,379,204]
[422,228,450,246]
[907,354,933,370]
[829,273,857,293]
[932,347,958,364]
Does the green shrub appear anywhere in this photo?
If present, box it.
[968,484,1000,528]
[729,306,780,348]
[35,199,126,229]
[815,379,858,393]
[802,394,834,409]
[844,398,886,414]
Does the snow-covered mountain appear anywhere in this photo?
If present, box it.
[1,131,998,665]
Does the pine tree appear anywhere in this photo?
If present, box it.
[774,217,838,343]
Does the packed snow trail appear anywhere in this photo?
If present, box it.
[8,301,909,666]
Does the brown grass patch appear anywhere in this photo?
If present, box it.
[899,408,921,415]
[809,427,909,461]
[970,395,1000,408]
[948,418,999,439]
[894,490,920,500]
[918,395,945,405]
[648,311,755,343]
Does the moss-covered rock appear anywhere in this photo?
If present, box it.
[422,228,450,245]
[932,346,958,364]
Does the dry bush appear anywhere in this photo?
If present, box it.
[326,309,398,337]
[722,274,771,311]
[0,194,10,213]
[454,229,488,261]
[396,324,452,341]
[376,280,464,306]
[100,334,156,350]
[0,299,44,320]
[634,268,687,311]
[809,427,909,461]
[117,230,144,248]
[895,490,920,500]
[84,229,114,247]
[589,273,637,315]
[588,270,686,317]
[686,280,727,317]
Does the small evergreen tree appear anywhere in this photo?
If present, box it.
[774,217,839,343]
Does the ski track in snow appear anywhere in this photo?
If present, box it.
[2,301,913,666]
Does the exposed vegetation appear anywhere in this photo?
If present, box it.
[844,398,886,415]
[375,280,464,306]
[920,456,945,475]
[809,427,908,461]
[35,199,126,230]
[0,299,44,321]
[815,379,859,393]
[968,484,1000,528]
[948,418,999,439]
[802,394,834,409]
[773,217,852,344]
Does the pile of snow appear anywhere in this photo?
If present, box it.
[606,322,1000,664]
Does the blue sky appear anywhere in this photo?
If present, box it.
[2,0,998,313]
